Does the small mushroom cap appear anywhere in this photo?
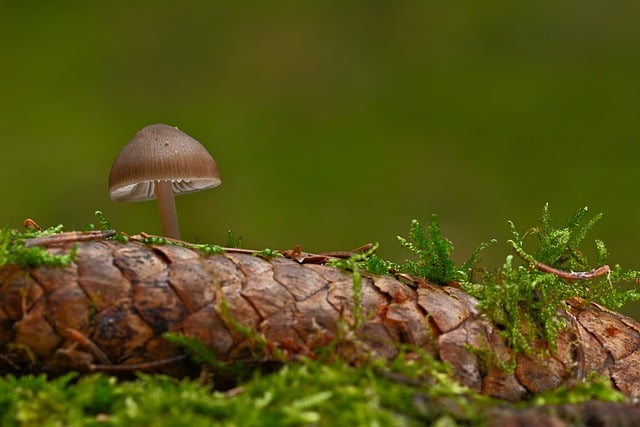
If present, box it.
[109,124,221,202]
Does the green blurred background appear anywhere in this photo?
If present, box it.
[2,2,640,316]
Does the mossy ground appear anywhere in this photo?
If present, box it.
[0,354,625,427]
[0,207,638,426]
[0,355,460,426]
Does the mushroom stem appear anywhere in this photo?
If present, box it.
[154,181,181,239]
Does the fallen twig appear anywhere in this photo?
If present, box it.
[533,261,610,281]
[24,230,116,247]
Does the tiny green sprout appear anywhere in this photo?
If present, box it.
[163,332,226,369]
[93,210,128,242]
[94,210,112,230]
[215,294,287,361]
[227,229,243,248]
[327,243,382,327]
[459,238,497,283]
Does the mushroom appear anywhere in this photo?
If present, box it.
[108,124,221,240]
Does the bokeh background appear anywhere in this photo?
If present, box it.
[2,2,640,317]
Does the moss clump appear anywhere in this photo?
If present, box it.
[528,372,627,406]
[381,205,640,355]
[317,205,640,355]
[397,215,458,284]
[461,205,640,354]
[0,353,486,427]
[333,214,494,286]
[0,225,75,269]
[396,215,497,285]
[0,352,627,427]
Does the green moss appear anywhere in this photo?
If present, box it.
[0,225,75,269]
[462,205,640,354]
[528,372,627,406]
[162,333,225,368]
[334,205,639,356]
[300,205,640,356]
[0,355,627,426]
[344,215,494,286]
[397,216,458,284]
[507,204,640,310]
[93,210,128,243]
[0,353,492,427]
[226,229,243,248]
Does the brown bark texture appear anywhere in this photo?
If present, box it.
[1,239,640,402]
